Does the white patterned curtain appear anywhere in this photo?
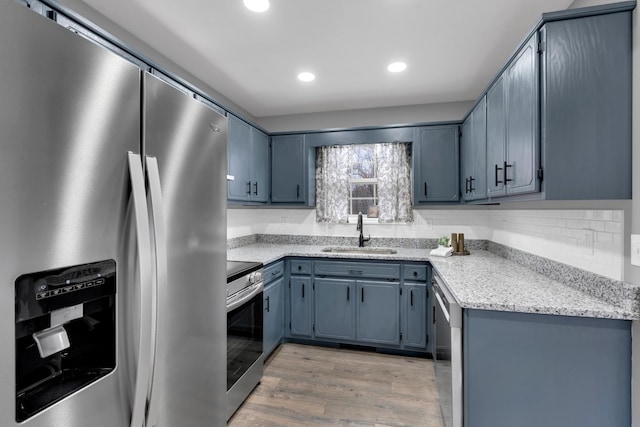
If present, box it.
[316,142,413,223]
[376,142,413,223]
[315,145,350,223]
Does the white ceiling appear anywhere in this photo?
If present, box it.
[81,0,575,118]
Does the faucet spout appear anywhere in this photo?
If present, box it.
[357,212,370,247]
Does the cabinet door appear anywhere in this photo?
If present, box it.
[461,99,487,201]
[414,126,459,203]
[264,277,284,357]
[227,114,251,201]
[356,281,400,345]
[470,97,487,200]
[251,128,270,202]
[486,75,507,198]
[314,278,356,341]
[289,276,312,337]
[460,116,473,201]
[271,135,306,203]
[403,283,427,349]
[505,33,539,196]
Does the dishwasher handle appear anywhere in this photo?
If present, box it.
[432,274,462,328]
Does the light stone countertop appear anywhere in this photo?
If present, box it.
[227,243,638,320]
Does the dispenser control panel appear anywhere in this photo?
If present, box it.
[15,259,116,323]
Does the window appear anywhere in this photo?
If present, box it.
[349,144,378,218]
[315,142,413,224]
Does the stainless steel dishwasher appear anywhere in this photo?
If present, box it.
[432,272,462,427]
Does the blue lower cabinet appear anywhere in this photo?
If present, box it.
[289,276,313,337]
[314,278,356,341]
[356,280,400,345]
[464,310,632,427]
[402,283,427,350]
[284,258,430,352]
[263,276,284,358]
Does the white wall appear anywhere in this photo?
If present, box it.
[256,101,473,133]
[228,207,624,280]
[227,208,490,240]
[488,209,624,280]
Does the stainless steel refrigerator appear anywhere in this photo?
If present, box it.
[1,2,227,426]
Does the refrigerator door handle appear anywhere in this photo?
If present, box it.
[143,156,167,426]
[127,152,155,427]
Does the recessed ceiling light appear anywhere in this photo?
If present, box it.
[388,62,407,73]
[244,0,269,13]
[297,72,315,82]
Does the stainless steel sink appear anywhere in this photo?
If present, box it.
[321,246,397,254]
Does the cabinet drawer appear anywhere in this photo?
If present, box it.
[403,264,428,282]
[264,261,284,284]
[315,261,400,279]
[290,259,312,275]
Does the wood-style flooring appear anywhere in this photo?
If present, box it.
[228,343,444,427]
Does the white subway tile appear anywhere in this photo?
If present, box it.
[596,210,613,221]
[612,210,622,222]
[583,210,597,220]
[604,221,622,234]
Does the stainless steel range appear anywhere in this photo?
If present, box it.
[226,261,264,420]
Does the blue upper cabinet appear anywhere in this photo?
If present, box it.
[271,135,308,204]
[482,8,632,201]
[251,128,269,202]
[413,125,459,203]
[486,75,507,198]
[227,114,251,201]
[539,11,631,200]
[227,114,270,203]
[485,33,540,199]
[460,97,487,202]
[505,34,539,196]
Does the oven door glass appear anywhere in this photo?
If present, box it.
[227,291,263,391]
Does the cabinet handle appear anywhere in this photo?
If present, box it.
[504,161,513,183]
[413,271,418,277]
[469,176,475,192]
[265,295,270,312]
[302,284,305,299]
[253,182,258,195]
[424,182,427,197]
[296,184,300,199]
[361,288,364,303]
[410,290,414,307]
[297,265,302,271]
[465,177,470,194]
[494,164,503,186]
[347,287,350,302]
[347,269,363,275]
[433,306,436,324]
[246,181,252,195]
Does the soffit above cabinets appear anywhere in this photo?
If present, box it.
[81,0,574,118]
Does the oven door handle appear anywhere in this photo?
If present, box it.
[227,281,264,313]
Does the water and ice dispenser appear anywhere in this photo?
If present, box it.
[15,260,117,422]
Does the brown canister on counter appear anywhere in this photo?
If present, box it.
[457,233,465,253]
[450,233,458,250]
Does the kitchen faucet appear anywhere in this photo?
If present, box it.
[356,212,370,248]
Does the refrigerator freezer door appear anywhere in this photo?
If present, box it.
[0,2,141,426]
[143,73,228,426]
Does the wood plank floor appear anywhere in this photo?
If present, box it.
[228,343,444,427]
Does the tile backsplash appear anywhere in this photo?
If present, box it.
[227,208,624,281]
[489,210,623,281]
